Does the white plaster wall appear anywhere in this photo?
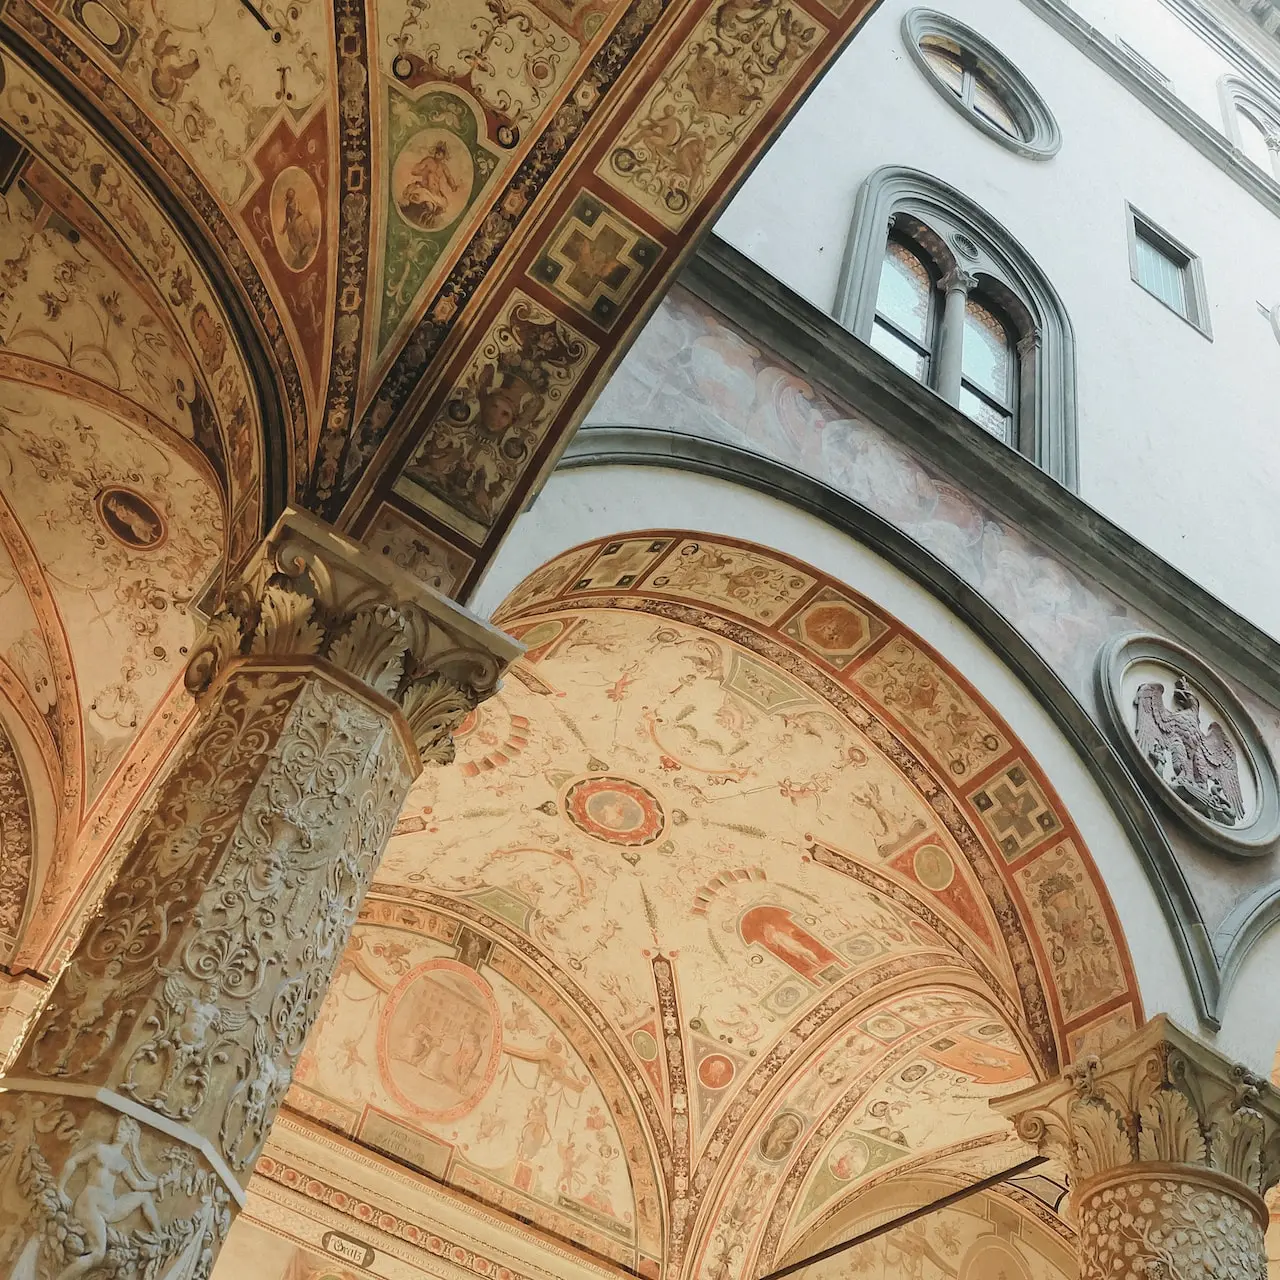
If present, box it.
[475,466,1280,1070]
[711,0,1280,639]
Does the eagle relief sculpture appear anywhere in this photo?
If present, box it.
[1133,676,1244,826]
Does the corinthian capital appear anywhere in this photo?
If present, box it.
[994,1015,1280,1199]
[185,508,521,764]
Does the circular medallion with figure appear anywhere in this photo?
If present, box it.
[564,775,666,847]
[378,959,502,1121]
[95,487,166,550]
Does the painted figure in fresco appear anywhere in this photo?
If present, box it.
[756,1111,803,1162]
[276,185,319,271]
[1134,676,1244,825]
[740,905,843,983]
[100,490,163,548]
[517,1093,551,1162]
[398,139,462,228]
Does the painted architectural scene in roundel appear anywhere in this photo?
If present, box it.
[281,531,1141,1280]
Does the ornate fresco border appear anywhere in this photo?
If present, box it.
[1096,631,1280,856]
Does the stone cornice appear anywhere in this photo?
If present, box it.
[1019,0,1280,224]
[675,235,1280,715]
[186,508,522,765]
[994,1015,1280,1202]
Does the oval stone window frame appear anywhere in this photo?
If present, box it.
[1096,632,1280,855]
[903,10,1062,161]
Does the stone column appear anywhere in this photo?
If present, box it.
[995,1016,1280,1280]
[934,266,977,406]
[0,509,520,1280]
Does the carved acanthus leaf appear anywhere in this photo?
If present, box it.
[1210,1106,1265,1192]
[328,606,408,697]
[1070,1097,1132,1180]
[184,509,520,767]
[401,676,475,765]
[1138,1088,1206,1165]
[252,586,324,658]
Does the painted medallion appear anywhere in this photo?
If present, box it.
[94,487,166,549]
[269,166,322,272]
[392,129,474,232]
[379,959,502,1121]
[564,775,666,846]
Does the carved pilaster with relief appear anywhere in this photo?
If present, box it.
[0,509,520,1280]
[994,1015,1280,1280]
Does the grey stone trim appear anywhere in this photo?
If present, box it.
[1018,0,1280,224]
[1160,0,1280,106]
[1096,632,1280,854]
[903,9,1062,159]
[681,234,1280,718]
[834,166,1078,487]
[1218,73,1280,178]
[556,425,1223,1027]
[1124,203,1213,339]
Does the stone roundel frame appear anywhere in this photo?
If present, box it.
[1096,632,1280,856]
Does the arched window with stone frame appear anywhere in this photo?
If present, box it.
[837,166,1077,489]
[1219,75,1280,182]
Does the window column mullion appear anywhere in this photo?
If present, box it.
[936,267,977,406]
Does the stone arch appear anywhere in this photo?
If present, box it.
[288,889,669,1276]
[453,526,1148,1279]
[0,691,53,963]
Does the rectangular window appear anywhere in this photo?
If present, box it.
[1126,207,1211,337]
[1114,37,1173,91]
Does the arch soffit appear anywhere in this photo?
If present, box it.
[779,1168,1076,1279]
[549,439,1241,1033]
[0,687,56,963]
[289,889,670,1276]
[494,527,1144,1077]
[685,978,1042,1280]
[834,164,1078,488]
[0,40,290,549]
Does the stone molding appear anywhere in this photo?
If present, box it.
[186,507,522,765]
[903,8,1062,159]
[994,1015,1280,1207]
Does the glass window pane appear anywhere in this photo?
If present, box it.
[973,73,1020,137]
[921,40,965,94]
[1237,108,1275,173]
[1134,230,1188,316]
[871,319,929,382]
[960,385,1014,444]
[875,239,933,344]
[962,298,1014,403]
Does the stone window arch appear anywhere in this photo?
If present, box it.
[836,166,1078,488]
[1220,75,1280,182]
[904,9,1061,160]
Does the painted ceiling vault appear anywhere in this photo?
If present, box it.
[0,0,885,603]
[262,531,1142,1280]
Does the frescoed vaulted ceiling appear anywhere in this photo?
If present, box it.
[268,532,1142,1280]
[0,0,884,603]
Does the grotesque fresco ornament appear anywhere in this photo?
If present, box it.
[1097,633,1280,854]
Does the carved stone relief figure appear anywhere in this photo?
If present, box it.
[0,510,519,1280]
